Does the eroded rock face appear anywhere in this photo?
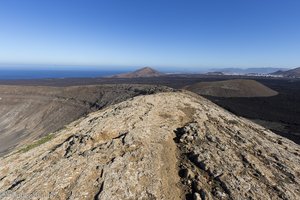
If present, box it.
[0,91,299,199]
[175,122,300,199]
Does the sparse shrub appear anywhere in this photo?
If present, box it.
[18,134,55,153]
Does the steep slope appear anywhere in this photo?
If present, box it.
[0,91,299,199]
[0,84,172,156]
[184,79,278,97]
[272,67,300,78]
[112,67,163,78]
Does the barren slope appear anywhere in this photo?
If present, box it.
[0,84,172,156]
[0,91,299,199]
[185,79,278,97]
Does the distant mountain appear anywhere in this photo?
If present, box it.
[210,67,287,75]
[271,67,300,78]
[112,67,163,78]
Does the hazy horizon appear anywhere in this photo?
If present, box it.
[0,63,291,73]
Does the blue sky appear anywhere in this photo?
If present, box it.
[0,0,300,70]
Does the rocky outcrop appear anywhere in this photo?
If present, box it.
[0,91,299,199]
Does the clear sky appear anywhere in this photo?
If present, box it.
[0,0,300,70]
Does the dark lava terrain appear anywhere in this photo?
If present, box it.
[203,78,300,144]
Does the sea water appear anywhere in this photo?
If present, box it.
[0,69,126,80]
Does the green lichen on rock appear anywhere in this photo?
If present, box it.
[18,134,55,153]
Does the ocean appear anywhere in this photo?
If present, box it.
[0,69,126,80]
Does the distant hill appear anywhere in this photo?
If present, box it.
[184,79,278,97]
[112,67,163,78]
[210,67,287,75]
[271,67,300,78]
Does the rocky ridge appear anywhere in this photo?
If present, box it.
[0,91,299,199]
